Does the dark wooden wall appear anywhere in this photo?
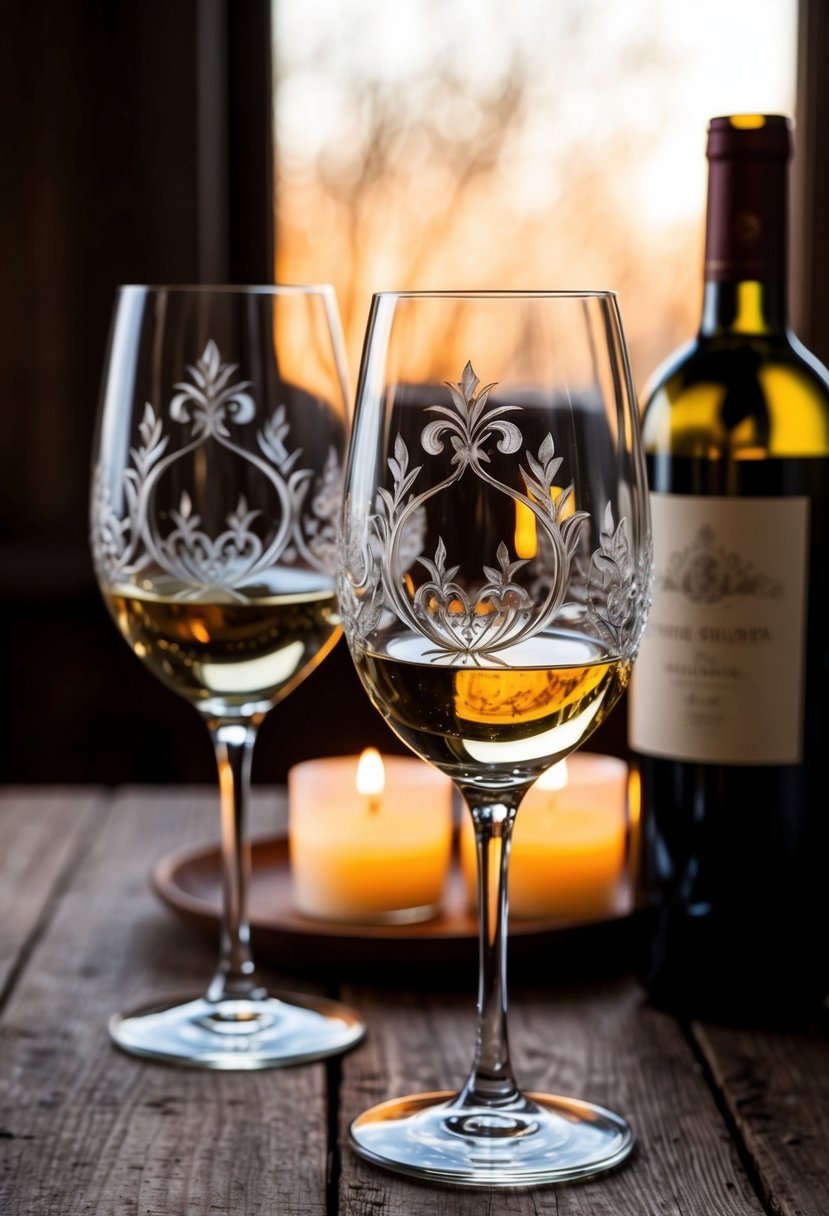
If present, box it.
[793,0,829,365]
[0,0,409,785]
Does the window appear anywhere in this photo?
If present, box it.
[273,0,797,393]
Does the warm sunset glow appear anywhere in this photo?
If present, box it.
[273,0,796,392]
[270,294,349,407]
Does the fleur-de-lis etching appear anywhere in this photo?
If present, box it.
[170,341,255,439]
[90,341,342,600]
[420,361,522,468]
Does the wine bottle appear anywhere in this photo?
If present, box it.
[629,114,829,1024]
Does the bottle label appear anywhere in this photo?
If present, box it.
[629,492,809,764]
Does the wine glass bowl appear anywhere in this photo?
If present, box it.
[90,284,365,1068]
[339,290,651,1184]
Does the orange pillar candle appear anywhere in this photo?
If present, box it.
[460,753,628,921]
[289,749,454,923]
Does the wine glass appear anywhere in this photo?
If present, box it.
[89,284,365,1068]
[339,290,651,1185]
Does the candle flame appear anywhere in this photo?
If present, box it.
[536,760,568,792]
[356,747,385,798]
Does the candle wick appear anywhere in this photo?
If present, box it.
[367,795,381,815]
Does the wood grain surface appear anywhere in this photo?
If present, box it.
[0,788,328,1216]
[694,1019,829,1216]
[336,980,766,1215]
[1,787,827,1215]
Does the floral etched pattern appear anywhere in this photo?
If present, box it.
[91,341,341,601]
[586,504,650,652]
[341,361,640,665]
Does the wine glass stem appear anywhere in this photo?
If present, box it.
[205,717,266,1004]
[458,791,522,1109]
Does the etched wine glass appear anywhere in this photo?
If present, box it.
[339,290,651,1184]
[90,284,365,1068]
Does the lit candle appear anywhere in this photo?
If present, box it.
[288,749,454,923]
[460,753,628,921]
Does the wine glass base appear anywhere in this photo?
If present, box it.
[349,1089,634,1187]
[109,991,365,1069]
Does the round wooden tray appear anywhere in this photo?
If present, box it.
[154,834,636,979]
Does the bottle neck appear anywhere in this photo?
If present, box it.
[699,280,788,336]
[699,143,789,337]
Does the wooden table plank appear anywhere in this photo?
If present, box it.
[0,787,330,1216]
[0,789,106,1001]
[693,1020,829,1216]
[4,786,827,1216]
[337,978,766,1215]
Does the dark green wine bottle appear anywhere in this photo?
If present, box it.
[629,115,829,1024]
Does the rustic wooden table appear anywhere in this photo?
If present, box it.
[1,786,827,1215]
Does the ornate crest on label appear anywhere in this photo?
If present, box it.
[661,524,783,604]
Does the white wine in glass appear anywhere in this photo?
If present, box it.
[339,290,652,1185]
[90,284,365,1068]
